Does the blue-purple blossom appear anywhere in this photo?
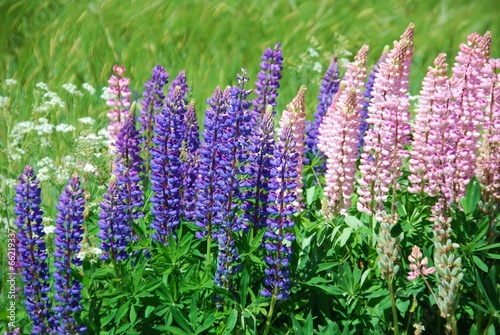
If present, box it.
[139,64,169,176]
[181,100,200,222]
[53,174,86,334]
[168,70,189,101]
[358,48,388,153]
[195,87,230,240]
[261,123,298,301]
[251,43,283,125]
[150,86,186,243]
[98,177,129,262]
[14,165,55,334]
[305,56,340,164]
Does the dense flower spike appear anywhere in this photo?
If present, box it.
[150,86,186,243]
[14,166,54,334]
[357,24,414,219]
[358,47,388,153]
[261,122,298,301]
[98,176,129,262]
[279,86,307,210]
[251,43,283,123]
[214,73,252,288]
[139,65,169,175]
[107,65,132,152]
[305,56,341,163]
[408,54,453,196]
[168,70,189,101]
[318,45,368,215]
[181,100,200,222]
[53,174,86,334]
[241,106,276,232]
[449,32,493,203]
[195,87,230,239]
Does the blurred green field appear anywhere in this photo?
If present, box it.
[1,0,499,116]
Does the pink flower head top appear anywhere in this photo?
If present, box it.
[107,65,132,153]
[407,245,435,281]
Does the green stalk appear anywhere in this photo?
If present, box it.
[263,288,278,335]
[388,278,400,335]
[450,314,458,335]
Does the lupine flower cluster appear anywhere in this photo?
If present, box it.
[14,166,54,334]
[261,121,298,300]
[106,65,132,152]
[304,56,340,165]
[407,246,435,281]
[279,85,306,210]
[139,64,169,175]
[53,174,86,334]
[318,45,368,215]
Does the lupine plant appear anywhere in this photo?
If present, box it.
[6,27,500,335]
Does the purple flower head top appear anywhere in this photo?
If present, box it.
[14,166,55,334]
[476,58,500,203]
[53,173,87,334]
[139,64,169,174]
[305,55,340,163]
[278,85,307,211]
[408,54,453,198]
[107,65,132,154]
[261,121,298,301]
[251,43,283,124]
[318,45,368,216]
[98,175,130,262]
[357,24,414,220]
[150,85,186,243]
[358,46,388,153]
[448,32,492,204]
[168,70,189,101]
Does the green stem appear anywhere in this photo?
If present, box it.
[450,314,458,335]
[206,233,212,273]
[388,279,400,335]
[263,289,278,335]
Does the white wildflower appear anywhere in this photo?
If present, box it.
[5,78,17,86]
[55,123,76,133]
[312,61,323,73]
[37,156,54,168]
[78,117,95,125]
[8,147,26,161]
[100,86,113,101]
[34,118,54,135]
[307,47,319,58]
[42,225,56,235]
[62,83,84,97]
[35,82,49,91]
[37,167,51,182]
[0,96,8,109]
[82,163,97,174]
[53,166,70,185]
[83,83,96,95]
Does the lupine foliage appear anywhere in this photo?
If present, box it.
[6,27,500,335]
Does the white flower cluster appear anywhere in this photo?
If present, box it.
[0,174,16,189]
[0,96,8,109]
[42,217,55,235]
[5,78,17,86]
[34,82,64,114]
[78,117,95,125]
[55,123,76,133]
[62,83,84,97]
[77,239,103,264]
[100,86,113,101]
[37,156,55,182]
[0,216,16,230]
[82,83,96,95]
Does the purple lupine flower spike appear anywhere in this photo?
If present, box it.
[195,87,230,239]
[305,56,340,164]
[169,70,189,101]
[358,47,388,153]
[261,122,298,301]
[150,86,186,243]
[107,65,132,153]
[53,173,86,334]
[181,100,200,222]
[251,43,283,126]
[98,176,129,262]
[139,65,169,175]
[14,166,55,334]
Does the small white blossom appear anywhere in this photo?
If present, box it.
[37,167,51,182]
[307,47,319,58]
[55,123,76,133]
[37,156,54,168]
[42,225,56,234]
[82,163,97,174]
[100,86,113,101]
[78,117,95,125]
[0,96,8,109]
[62,83,84,97]
[82,83,96,95]
[313,61,323,73]
[5,78,17,86]
[35,82,49,91]
[34,118,54,135]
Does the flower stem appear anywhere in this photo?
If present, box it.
[263,289,278,335]
[388,279,400,335]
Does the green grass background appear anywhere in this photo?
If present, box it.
[1,0,499,118]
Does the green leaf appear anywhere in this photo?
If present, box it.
[472,255,489,272]
[129,305,136,325]
[306,186,316,206]
[344,216,363,229]
[114,301,131,323]
[460,177,480,214]
[101,313,115,327]
[170,306,192,333]
[469,324,479,335]
[145,305,155,318]
[303,312,313,334]
[338,228,352,247]
[189,296,197,327]
[240,268,250,306]
[225,309,238,335]
[486,323,496,335]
